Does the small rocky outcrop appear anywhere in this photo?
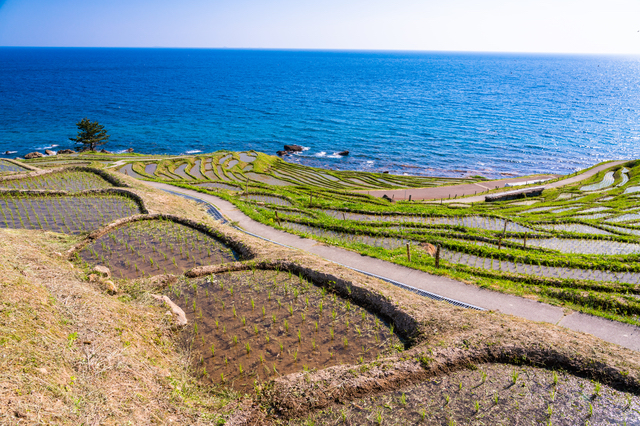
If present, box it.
[284,145,303,152]
[24,152,44,159]
[102,280,118,294]
[337,150,349,156]
[93,265,111,278]
[58,149,75,154]
[126,148,134,153]
[100,149,113,154]
[44,150,56,156]
[152,294,187,326]
[276,150,288,157]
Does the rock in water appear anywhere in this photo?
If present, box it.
[276,150,288,156]
[45,150,56,156]
[337,150,349,156]
[284,145,304,152]
[24,152,44,159]
[126,148,134,153]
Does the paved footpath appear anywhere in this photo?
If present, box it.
[360,161,626,202]
[145,180,639,351]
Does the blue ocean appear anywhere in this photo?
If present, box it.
[1,48,639,178]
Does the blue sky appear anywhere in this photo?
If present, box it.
[0,0,639,53]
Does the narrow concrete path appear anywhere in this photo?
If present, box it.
[144,181,640,351]
[361,161,627,202]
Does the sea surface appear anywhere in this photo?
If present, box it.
[1,48,639,178]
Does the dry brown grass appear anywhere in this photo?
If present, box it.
[0,229,237,425]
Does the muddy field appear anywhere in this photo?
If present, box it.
[80,219,238,278]
[178,270,405,391]
[290,363,640,425]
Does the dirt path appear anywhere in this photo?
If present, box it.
[143,181,640,352]
[359,161,627,202]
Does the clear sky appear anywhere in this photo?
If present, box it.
[0,0,639,54]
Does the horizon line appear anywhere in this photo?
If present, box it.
[1,46,639,57]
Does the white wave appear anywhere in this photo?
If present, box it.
[4,151,17,154]
[327,154,342,159]
[185,150,202,154]
[36,144,59,150]
[315,151,326,157]
[114,149,129,154]
[45,151,57,156]
[301,146,310,151]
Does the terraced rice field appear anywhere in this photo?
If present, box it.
[0,170,114,191]
[0,159,28,173]
[79,219,238,279]
[535,223,613,235]
[0,194,141,234]
[506,237,640,255]
[282,222,414,250]
[119,150,477,190]
[194,182,240,191]
[177,270,404,390]
[607,212,640,223]
[111,155,640,323]
[293,363,640,426]
[319,210,536,233]
[246,194,293,206]
[441,249,640,286]
[580,171,615,192]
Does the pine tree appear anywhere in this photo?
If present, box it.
[69,118,110,151]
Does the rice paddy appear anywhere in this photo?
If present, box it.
[176,270,404,390]
[119,150,477,190]
[0,194,141,235]
[0,159,28,173]
[79,219,238,279]
[292,363,640,426]
[0,170,115,191]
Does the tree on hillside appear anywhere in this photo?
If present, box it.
[69,118,110,151]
